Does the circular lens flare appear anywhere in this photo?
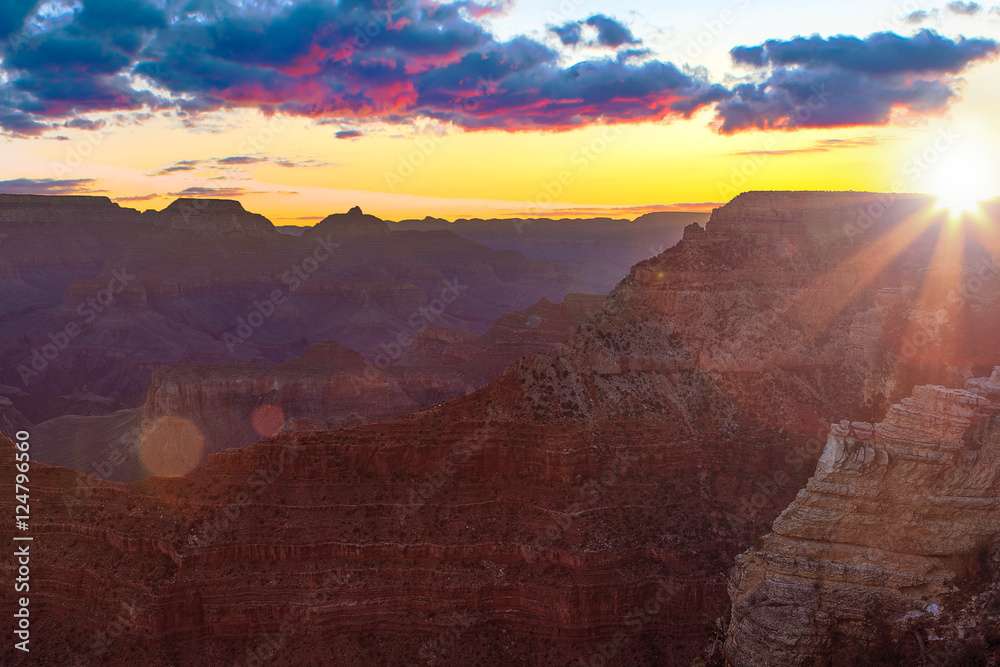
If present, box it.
[139,417,205,477]
[251,404,285,439]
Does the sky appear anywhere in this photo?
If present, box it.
[0,0,998,222]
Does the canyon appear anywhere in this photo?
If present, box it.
[280,212,705,282]
[0,195,673,472]
[5,192,1000,665]
[38,293,605,481]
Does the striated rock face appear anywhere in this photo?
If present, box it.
[141,341,404,465]
[93,295,605,480]
[725,368,1000,666]
[398,293,607,386]
[6,191,1000,665]
[22,295,605,483]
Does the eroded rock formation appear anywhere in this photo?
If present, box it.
[37,294,605,481]
[725,369,1000,666]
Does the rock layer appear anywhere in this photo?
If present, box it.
[38,294,605,481]
[725,368,1000,666]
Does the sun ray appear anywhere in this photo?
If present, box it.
[792,203,942,335]
[886,214,966,390]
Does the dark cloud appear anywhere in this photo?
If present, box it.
[730,29,997,75]
[719,30,998,132]
[550,22,582,47]
[151,159,204,175]
[732,137,882,156]
[550,14,638,49]
[170,187,252,197]
[62,118,107,130]
[0,177,100,194]
[77,0,165,30]
[335,129,363,139]
[0,0,168,135]
[0,0,719,133]
[946,1,982,14]
[0,106,50,136]
[904,10,935,24]
[115,193,160,202]
[152,155,331,175]
[584,15,639,48]
[271,157,336,167]
[616,48,652,64]
[416,51,726,129]
[0,0,38,40]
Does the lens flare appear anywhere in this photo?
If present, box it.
[139,417,206,477]
[251,404,285,439]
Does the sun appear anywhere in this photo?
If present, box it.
[924,141,997,217]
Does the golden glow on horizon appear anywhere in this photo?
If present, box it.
[3,63,999,223]
[1,109,907,221]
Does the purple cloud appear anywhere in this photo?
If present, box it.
[719,30,998,132]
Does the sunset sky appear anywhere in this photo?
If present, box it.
[1,0,998,222]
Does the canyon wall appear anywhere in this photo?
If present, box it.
[725,369,1000,665]
[5,192,1000,665]
[34,294,605,481]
